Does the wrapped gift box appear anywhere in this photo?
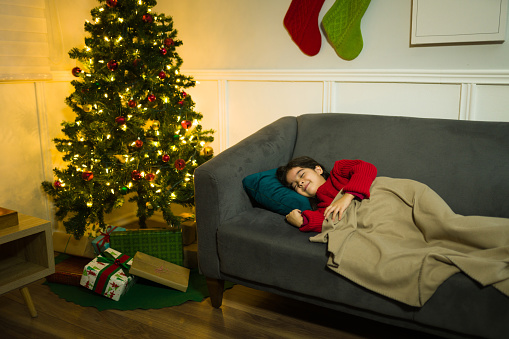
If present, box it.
[80,248,136,301]
[53,232,96,258]
[92,225,126,254]
[130,251,190,292]
[110,229,183,266]
[46,255,91,286]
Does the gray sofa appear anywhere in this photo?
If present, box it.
[194,113,509,339]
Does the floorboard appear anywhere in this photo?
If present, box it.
[0,278,441,339]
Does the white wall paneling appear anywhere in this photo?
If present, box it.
[334,82,462,119]
[227,81,324,146]
[474,85,509,121]
[0,82,50,220]
[186,69,509,149]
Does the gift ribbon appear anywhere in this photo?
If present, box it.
[92,251,131,297]
[97,251,131,276]
[96,226,119,248]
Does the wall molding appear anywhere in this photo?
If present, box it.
[182,69,509,85]
[51,69,509,84]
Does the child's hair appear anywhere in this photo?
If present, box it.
[276,156,330,187]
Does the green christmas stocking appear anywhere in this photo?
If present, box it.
[322,0,371,60]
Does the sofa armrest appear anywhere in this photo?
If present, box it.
[194,116,298,278]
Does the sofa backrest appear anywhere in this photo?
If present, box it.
[291,113,509,218]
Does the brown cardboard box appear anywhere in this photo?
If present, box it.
[129,251,190,292]
[52,231,96,258]
[0,207,18,230]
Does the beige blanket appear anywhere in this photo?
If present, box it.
[310,177,509,307]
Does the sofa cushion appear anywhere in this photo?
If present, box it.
[242,168,312,215]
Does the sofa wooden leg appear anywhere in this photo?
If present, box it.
[206,277,225,308]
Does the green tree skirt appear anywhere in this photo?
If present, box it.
[44,255,233,311]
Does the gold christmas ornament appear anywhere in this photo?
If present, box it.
[152,121,160,130]
[203,146,214,156]
[83,104,93,112]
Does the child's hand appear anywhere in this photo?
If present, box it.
[286,209,304,228]
[324,193,354,222]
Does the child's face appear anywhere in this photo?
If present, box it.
[286,165,326,198]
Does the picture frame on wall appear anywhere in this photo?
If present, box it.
[411,0,508,45]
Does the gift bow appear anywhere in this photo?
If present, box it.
[96,226,119,248]
[97,251,131,276]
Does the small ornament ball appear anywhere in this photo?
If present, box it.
[83,104,93,112]
[164,38,174,47]
[146,202,153,210]
[158,71,166,79]
[128,100,136,108]
[162,154,170,162]
[160,48,167,56]
[120,186,129,195]
[106,0,117,7]
[115,116,126,125]
[54,180,62,188]
[181,120,192,129]
[175,159,186,171]
[147,94,156,102]
[203,146,214,156]
[142,14,153,23]
[82,171,94,181]
[72,67,81,77]
[131,170,142,180]
[152,121,160,130]
[135,139,143,148]
[145,173,155,181]
[107,60,118,71]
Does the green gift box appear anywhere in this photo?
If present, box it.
[109,229,183,266]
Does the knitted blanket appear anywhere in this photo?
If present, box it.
[310,177,509,307]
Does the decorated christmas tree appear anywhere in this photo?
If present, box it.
[42,0,213,239]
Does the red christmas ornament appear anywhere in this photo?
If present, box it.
[178,101,184,105]
[135,139,143,148]
[147,94,156,102]
[107,60,118,71]
[142,14,153,23]
[128,100,136,108]
[145,173,155,181]
[174,159,186,171]
[160,48,167,56]
[54,180,62,188]
[182,91,187,98]
[158,71,166,79]
[181,120,192,129]
[82,171,94,181]
[106,0,117,7]
[164,38,174,47]
[115,116,126,125]
[162,154,170,162]
[72,67,81,77]
[131,170,142,180]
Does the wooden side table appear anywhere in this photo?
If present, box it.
[0,214,54,317]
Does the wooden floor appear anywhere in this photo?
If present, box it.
[0,278,441,339]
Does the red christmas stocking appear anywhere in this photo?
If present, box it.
[284,0,326,56]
